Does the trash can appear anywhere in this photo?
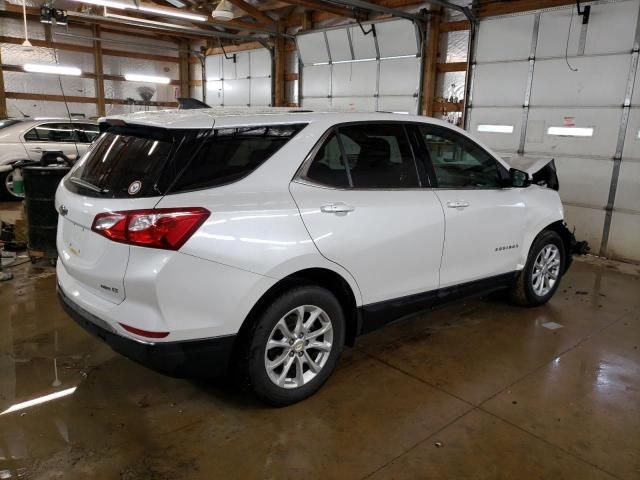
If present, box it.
[23,165,71,264]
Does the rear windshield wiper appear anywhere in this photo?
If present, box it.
[69,177,109,194]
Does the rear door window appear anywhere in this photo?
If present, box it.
[24,123,78,143]
[75,123,100,143]
[170,124,306,192]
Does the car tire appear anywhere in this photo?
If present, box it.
[511,230,565,307]
[0,170,22,201]
[244,285,345,406]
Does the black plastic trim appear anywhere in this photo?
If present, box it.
[358,272,517,335]
[58,285,236,378]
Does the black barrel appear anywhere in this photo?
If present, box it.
[23,165,71,256]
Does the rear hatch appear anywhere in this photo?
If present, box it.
[56,124,202,303]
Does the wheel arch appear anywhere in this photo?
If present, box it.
[522,220,574,273]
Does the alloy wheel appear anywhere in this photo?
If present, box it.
[264,305,333,389]
[532,244,561,296]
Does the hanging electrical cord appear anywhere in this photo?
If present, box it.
[48,30,81,160]
[219,39,237,63]
[565,5,578,72]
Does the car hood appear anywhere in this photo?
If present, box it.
[501,155,554,175]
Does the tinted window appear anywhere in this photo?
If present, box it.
[24,123,78,142]
[305,131,350,188]
[76,123,100,143]
[305,123,420,189]
[171,124,305,192]
[419,126,501,188]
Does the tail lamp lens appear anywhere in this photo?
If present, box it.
[92,207,210,250]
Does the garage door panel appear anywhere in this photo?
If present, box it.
[608,211,640,262]
[349,25,377,60]
[536,9,582,58]
[467,107,522,152]
[375,19,418,57]
[476,15,535,62]
[302,97,332,110]
[250,77,271,106]
[525,108,621,157]
[584,1,639,55]
[554,157,613,209]
[332,97,376,112]
[615,160,640,213]
[622,108,640,155]
[297,32,329,65]
[472,62,529,107]
[377,96,418,114]
[302,64,331,98]
[205,55,222,81]
[326,29,352,62]
[332,62,377,97]
[250,49,271,78]
[379,58,420,96]
[562,204,605,253]
[206,80,223,106]
[223,79,250,106]
[530,56,629,107]
[235,51,250,79]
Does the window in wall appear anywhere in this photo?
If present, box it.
[418,125,502,188]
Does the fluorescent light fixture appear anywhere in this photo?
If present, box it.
[547,126,594,137]
[23,64,82,76]
[138,5,206,21]
[637,129,640,139]
[71,0,206,21]
[477,124,514,134]
[124,73,171,84]
[105,12,195,31]
[0,387,77,415]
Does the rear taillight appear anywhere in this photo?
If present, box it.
[92,207,210,250]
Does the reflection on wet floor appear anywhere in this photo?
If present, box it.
[1,200,639,479]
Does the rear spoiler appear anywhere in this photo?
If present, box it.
[177,98,210,110]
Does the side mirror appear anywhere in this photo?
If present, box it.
[509,168,530,188]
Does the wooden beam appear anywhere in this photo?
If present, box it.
[302,9,313,31]
[0,46,6,118]
[179,39,190,98]
[279,0,352,18]
[101,48,179,64]
[204,41,265,56]
[227,0,275,25]
[93,25,106,117]
[285,73,299,81]
[439,20,469,32]
[421,7,440,117]
[433,100,463,112]
[436,62,466,73]
[274,22,286,107]
[1,65,180,85]
[5,92,178,108]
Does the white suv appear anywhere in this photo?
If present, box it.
[56,110,581,405]
[0,118,99,199]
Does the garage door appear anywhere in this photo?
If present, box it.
[297,19,421,114]
[466,0,640,262]
[205,48,272,107]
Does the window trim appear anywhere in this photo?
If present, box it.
[415,123,509,191]
[295,120,429,191]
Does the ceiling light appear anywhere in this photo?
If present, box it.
[212,0,235,21]
[24,64,82,76]
[547,126,594,137]
[105,12,194,30]
[477,124,514,133]
[124,73,171,84]
[138,5,206,21]
[71,0,134,9]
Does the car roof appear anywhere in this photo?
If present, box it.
[100,108,457,130]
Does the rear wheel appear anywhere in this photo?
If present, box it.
[245,286,345,406]
[0,170,23,200]
[511,230,565,307]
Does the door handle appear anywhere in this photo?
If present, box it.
[320,203,355,214]
[29,147,43,151]
[446,201,470,209]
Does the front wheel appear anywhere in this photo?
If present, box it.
[245,286,345,406]
[0,170,24,201]
[511,230,565,307]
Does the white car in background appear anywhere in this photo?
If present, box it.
[55,109,584,406]
[0,118,99,199]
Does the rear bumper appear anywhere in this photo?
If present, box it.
[58,284,236,378]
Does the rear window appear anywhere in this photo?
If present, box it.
[65,123,305,198]
[171,124,305,192]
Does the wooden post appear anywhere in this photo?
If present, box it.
[0,46,7,118]
[274,22,286,107]
[93,25,106,117]
[302,10,313,31]
[179,39,190,98]
[421,7,441,117]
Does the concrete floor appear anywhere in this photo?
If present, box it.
[1,202,639,480]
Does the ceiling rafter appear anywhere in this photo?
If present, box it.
[278,0,354,18]
[226,0,276,24]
